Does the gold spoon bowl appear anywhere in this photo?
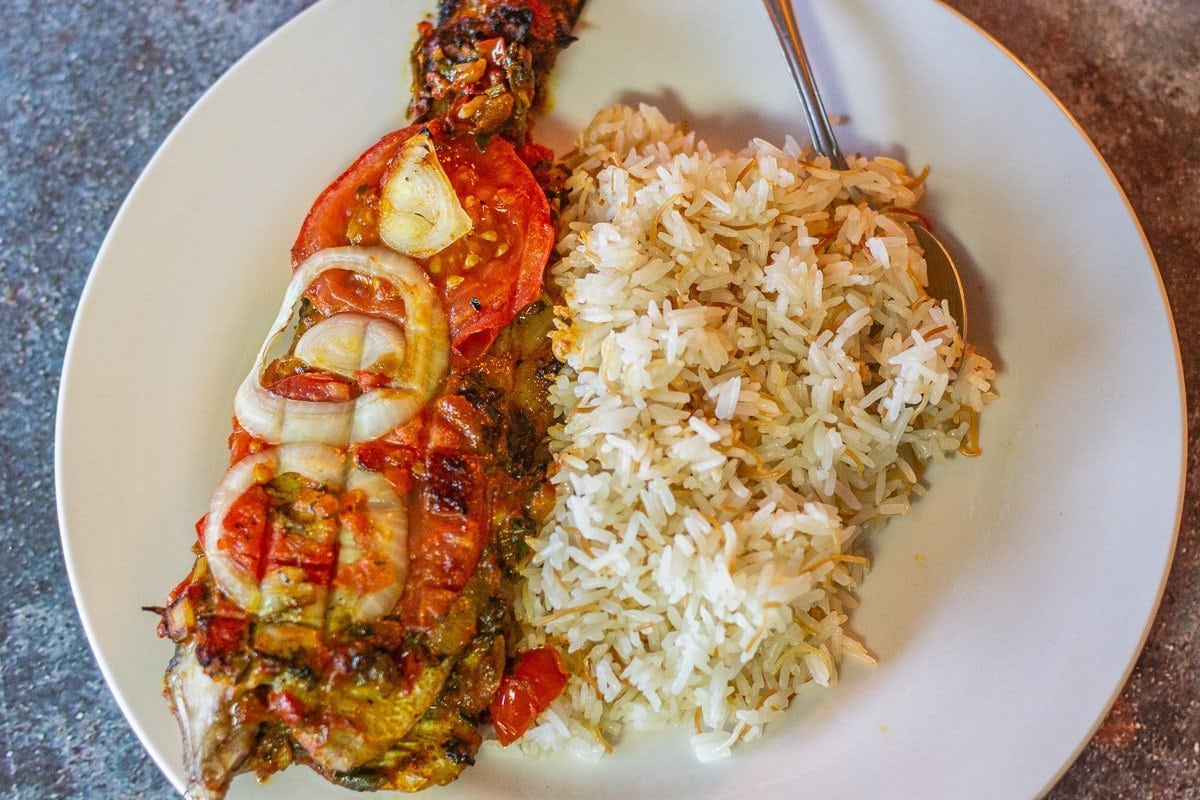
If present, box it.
[764,0,968,336]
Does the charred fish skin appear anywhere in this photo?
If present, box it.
[410,0,587,144]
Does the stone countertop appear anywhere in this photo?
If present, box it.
[1,1,1196,797]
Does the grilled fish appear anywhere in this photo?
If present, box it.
[152,1,582,796]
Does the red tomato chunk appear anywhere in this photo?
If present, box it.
[489,646,569,745]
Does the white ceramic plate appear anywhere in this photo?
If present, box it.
[57,1,1185,798]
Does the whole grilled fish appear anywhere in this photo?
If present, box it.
[151,1,582,796]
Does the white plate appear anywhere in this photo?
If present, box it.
[56,1,1185,798]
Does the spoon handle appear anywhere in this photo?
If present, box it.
[762,0,849,170]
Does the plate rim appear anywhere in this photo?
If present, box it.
[924,0,1187,792]
[53,1,1187,797]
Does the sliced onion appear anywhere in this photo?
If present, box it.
[234,247,450,446]
[202,449,276,611]
[293,313,408,377]
[358,319,408,373]
[328,467,408,626]
[202,443,345,611]
[275,441,347,486]
[349,388,425,443]
[378,132,473,258]
[292,313,371,375]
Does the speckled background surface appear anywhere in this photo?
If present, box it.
[2,1,1196,797]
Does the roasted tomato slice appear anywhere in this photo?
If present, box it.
[218,484,271,580]
[489,646,569,746]
[292,126,418,266]
[292,124,553,363]
[198,615,249,662]
[264,372,358,403]
[399,449,489,631]
[227,419,268,466]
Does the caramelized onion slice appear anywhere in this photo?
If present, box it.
[234,247,450,445]
[293,313,407,376]
[378,131,473,258]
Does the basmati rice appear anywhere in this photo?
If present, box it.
[508,104,996,760]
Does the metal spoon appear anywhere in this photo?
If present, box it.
[763,0,968,335]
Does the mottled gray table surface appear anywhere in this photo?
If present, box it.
[3,1,1197,797]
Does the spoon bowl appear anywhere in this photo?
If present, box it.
[913,224,968,335]
[763,0,968,336]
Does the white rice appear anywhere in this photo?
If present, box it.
[509,104,996,760]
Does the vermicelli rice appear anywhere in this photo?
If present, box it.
[508,104,996,760]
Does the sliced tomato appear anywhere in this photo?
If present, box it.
[425,134,554,362]
[193,513,209,543]
[292,125,422,265]
[218,484,271,580]
[268,690,307,727]
[198,615,249,661]
[264,516,339,570]
[489,646,569,745]
[353,419,425,496]
[302,268,410,332]
[266,372,358,402]
[398,449,489,631]
[333,555,398,597]
[227,418,268,466]
[355,370,391,390]
[516,140,555,170]
[329,489,397,596]
[291,124,553,364]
